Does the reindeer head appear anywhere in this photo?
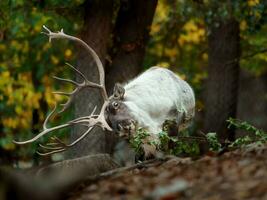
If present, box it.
[105,83,137,138]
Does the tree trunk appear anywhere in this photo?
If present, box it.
[237,70,267,133]
[106,0,158,94]
[68,0,114,159]
[68,0,158,159]
[204,19,240,141]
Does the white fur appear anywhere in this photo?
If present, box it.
[123,67,195,134]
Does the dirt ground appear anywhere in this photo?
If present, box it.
[68,144,267,200]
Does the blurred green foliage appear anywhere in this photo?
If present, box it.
[0,0,267,164]
[130,124,200,158]
[0,0,85,161]
[129,127,151,157]
[130,118,266,157]
[227,117,267,147]
[206,132,222,152]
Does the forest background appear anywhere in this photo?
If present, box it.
[0,0,266,167]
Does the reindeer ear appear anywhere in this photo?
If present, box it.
[113,83,125,100]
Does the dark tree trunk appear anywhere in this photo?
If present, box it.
[204,19,240,141]
[237,70,267,133]
[68,0,114,158]
[68,0,158,160]
[106,0,158,94]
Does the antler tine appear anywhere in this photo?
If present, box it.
[37,106,102,155]
[65,62,88,82]
[52,63,104,113]
[91,105,97,115]
[38,126,95,156]
[37,148,66,156]
[53,91,72,97]
[37,136,66,150]
[43,104,57,130]
[39,143,62,150]
[53,76,80,86]
[97,101,112,131]
[51,136,66,144]
[13,105,57,144]
[13,106,72,145]
[57,90,77,114]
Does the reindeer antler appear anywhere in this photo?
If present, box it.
[42,25,108,100]
[13,26,112,155]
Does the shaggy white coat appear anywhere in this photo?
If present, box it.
[123,67,195,135]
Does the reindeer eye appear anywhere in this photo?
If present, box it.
[112,102,119,109]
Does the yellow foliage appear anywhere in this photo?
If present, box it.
[148,43,164,57]
[155,1,169,20]
[176,73,186,80]
[18,72,31,82]
[44,87,57,107]
[255,11,261,19]
[11,40,21,50]
[2,71,10,78]
[22,41,29,53]
[15,106,23,115]
[2,141,16,151]
[150,0,170,35]
[192,73,206,85]
[28,91,42,109]
[32,7,37,12]
[240,20,248,31]
[0,68,43,130]
[151,24,161,35]
[2,108,33,130]
[43,43,51,51]
[202,53,208,61]
[64,49,73,58]
[51,55,59,65]
[198,29,205,37]
[13,54,20,68]
[21,118,29,129]
[257,53,267,62]
[164,48,177,58]
[34,25,42,33]
[42,75,52,87]
[184,21,198,32]
[178,37,185,46]
[196,100,204,111]
[0,44,6,51]
[157,62,170,68]
[178,20,206,45]
[3,117,19,129]
[36,52,41,61]
[248,0,260,7]
[3,83,41,130]
[20,110,33,129]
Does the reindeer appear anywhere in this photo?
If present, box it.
[14,26,195,158]
[106,67,195,156]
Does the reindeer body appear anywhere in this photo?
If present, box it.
[123,67,195,134]
[106,66,195,144]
